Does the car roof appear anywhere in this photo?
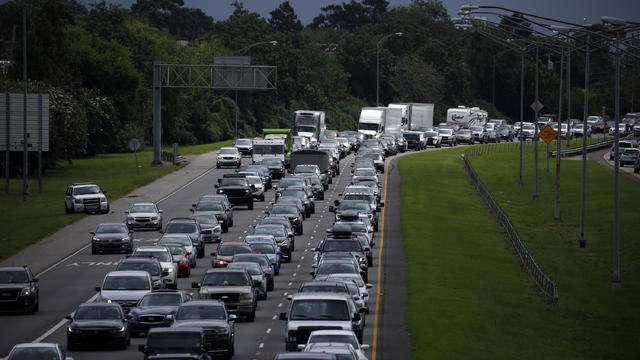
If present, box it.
[274,353,336,359]
[180,299,225,306]
[98,222,128,227]
[148,327,203,334]
[309,329,356,336]
[205,268,249,274]
[135,246,171,252]
[167,218,198,223]
[118,256,160,264]
[78,302,122,308]
[11,343,60,349]
[0,266,29,272]
[106,270,150,277]
[290,292,351,301]
[131,202,156,206]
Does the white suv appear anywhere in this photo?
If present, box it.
[64,182,109,214]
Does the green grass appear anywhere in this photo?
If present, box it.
[399,142,640,359]
[161,139,234,155]
[0,140,231,261]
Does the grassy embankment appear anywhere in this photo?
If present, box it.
[0,140,233,261]
[399,139,639,359]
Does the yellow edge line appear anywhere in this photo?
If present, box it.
[372,157,391,360]
[602,153,640,178]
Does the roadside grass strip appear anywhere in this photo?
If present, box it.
[0,140,231,260]
[399,145,639,360]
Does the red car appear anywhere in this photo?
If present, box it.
[211,242,253,268]
[165,244,190,277]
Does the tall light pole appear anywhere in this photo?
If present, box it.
[579,33,590,248]
[376,32,402,106]
[22,3,28,202]
[554,45,564,222]
[518,45,525,187]
[234,40,278,139]
[533,44,540,200]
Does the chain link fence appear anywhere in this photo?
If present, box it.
[463,145,559,302]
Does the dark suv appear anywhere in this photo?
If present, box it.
[215,174,254,210]
[162,218,205,258]
[139,327,211,360]
[0,266,39,314]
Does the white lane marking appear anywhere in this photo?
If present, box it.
[36,243,91,277]
[307,242,311,246]
[278,303,283,308]
[259,343,264,349]
[300,256,304,260]
[273,315,277,320]
[292,273,297,277]
[34,292,99,342]
[157,163,218,204]
[283,292,288,296]
[288,282,292,286]
[297,264,301,268]
[266,328,272,334]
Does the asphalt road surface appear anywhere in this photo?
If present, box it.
[0,145,434,359]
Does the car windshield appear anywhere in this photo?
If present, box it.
[236,139,251,145]
[74,306,121,320]
[271,205,297,215]
[358,123,380,131]
[281,190,305,199]
[295,166,316,173]
[308,334,358,349]
[176,305,226,320]
[228,263,261,276]
[195,202,224,211]
[438,129,453,135]
[458,130,471,135]
[8,347,61,360]
[279,178,305,188]
[192,215,216,225]
[361,153,380,161]
[253,144,284,155]
[246,176,262,185]
[138,293,182,307]
[300,285,346,294]
[523,124,535,130]
[262,159,282,166]
[74,185,100,195]
[250,243,276,254]
[355,181,376,189]
[290,299,350,321]
[220,178,248,186]
[246,235,276,242]
[130,204,156,213]
[115,262,161,276]
[102,276,150,290]
[297,125,316,133]
[470,126,483,132]
[167,246,186,255]
[254,226,286,237]
[217,245,253,256]
[330,275,365,287]
[0,270,29,283]
[322,241,361,252]
[623,149,639,155]
[159,236,192,247]
[344,223,367,233]
[219,148,237,155]
[202,272,250,286]
[96,224,127,234]
[277,196,300,205]
[339,202,370,211]
[317,263,357,275]
[343,194,373,203]
[147,333,201,351]
[135,251,173,263]
[354,169,376,176]
[165,223,197,233]
[233,255,269,267]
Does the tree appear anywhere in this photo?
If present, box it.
[269,1,302,33]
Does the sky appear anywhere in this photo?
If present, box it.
[84,0,639,26]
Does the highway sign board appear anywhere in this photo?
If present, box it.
[0,93,49,151]
[530,100,544,113]
[539,125,557,144]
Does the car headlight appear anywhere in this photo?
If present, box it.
[210,327,230,335]
[218,260,227,265]
[288,330,297,342]
[166,268,174,273]
[213,226,221,233]
[112,326,126,332]
[74,199,82,204]
[245,189,250,193]
[121,237,130,241]
[217,189,223,194]
[67,326,79,333]
[20,288,31,296]
[239,292,252,300]
[358,257,365,263]
[100,197,107,203]
[151,216,159,221]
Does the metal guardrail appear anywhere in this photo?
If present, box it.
[463,147,559,302]
[550,135,632,158]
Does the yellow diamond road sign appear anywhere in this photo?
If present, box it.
[539,125,557,144]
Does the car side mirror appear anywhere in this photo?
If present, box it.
[102,190,107,194]
[189,209,194,212]
[214,184,219,188]
[366,283,373,289]
[380,201,384,207]
[191,282,201,289]
[297,344,306,350]
[94,286,101,292]
[89,232,95,235]
[228,314,237,322]
[191,204,196,207]
[352,313,361,321]
[361,344,370,350]
[329,206,335,213]
[138,345,146,353]
[124,210,129,214]
[159,230,164,234]
[32,278,39,283]
[158,210,163,213]
[162,270,169,277]
[64,314,72,320]
[253,279,261,287]
[334,200,340,206]
[279,312,287,321]
[264,211,270,215]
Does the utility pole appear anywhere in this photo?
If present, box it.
[519,46,524,187]
[533,45,540,200]
[554,46,564,222]
[22,5,28,202]
[579,34,590,248]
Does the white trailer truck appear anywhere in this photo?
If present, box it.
[294,110,325,145]
[358,107,387,138]
[446,106,486,127]
[407,103,434,131]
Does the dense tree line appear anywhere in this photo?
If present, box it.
[0,0,636,171]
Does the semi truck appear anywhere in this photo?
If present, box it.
[406,103,434,131]
[358,107,387,138]
[294,110,326,145]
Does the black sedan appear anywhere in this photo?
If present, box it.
[66,302,130,350]
[90,223,133,255]
[496,126,515,142]
[128,289,193,336]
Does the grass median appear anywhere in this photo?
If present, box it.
[0,140,232,261]
[399,143,639,359]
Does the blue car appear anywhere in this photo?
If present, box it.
[247,240,281,275]
[239,165,272,189]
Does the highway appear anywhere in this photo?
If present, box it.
[0,146,417,359]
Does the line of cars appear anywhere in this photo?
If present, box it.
[273,137,389,360]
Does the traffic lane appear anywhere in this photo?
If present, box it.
[46,156,354,360]
[0,156,246,355]
[253,162,355,358]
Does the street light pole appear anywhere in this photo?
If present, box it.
[554,46,564,222]
[579,34,590,248]
[612,33,621,286]
[376,32,402,106]
[533,44,540,200]
[492,54,496,106]
[566,47,572,146]
[519,46,524,187]
[22,4,28,202]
